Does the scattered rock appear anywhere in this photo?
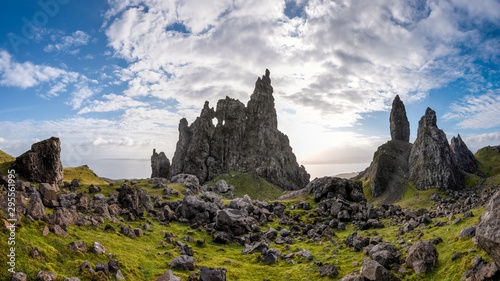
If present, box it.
[199,267,227,281]
[36,271,57,281]
[306,177,365,203]
[169,255,196,271]
[11,272,27,281]
[459,226,476,238]
[320,264,339,277]
[92,242,106,255]
[405,240,439,274]
[67,241,87,252]
[156,270,182,281]
[360,258,400,281]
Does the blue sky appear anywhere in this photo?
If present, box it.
[0,0,499,179]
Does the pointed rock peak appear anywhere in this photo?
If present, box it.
[421,107,437,127]
[390,95,410,142]
[263,68,271,83]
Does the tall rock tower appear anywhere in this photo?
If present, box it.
[408,108,464,190]
[358,96,412,198]
[170,69,310,190]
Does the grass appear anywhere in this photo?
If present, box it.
[475,146,500,177]
[0,149,15,164]
[362,180,374,201]
[395,183,446,210]
[206,171,284,200]
[63,165,108,186]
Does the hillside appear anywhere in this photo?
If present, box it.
[63,165,108,186]
[206,171,284,200]
[475,145,500,177]
[0,149,15,163]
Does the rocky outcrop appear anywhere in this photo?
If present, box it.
[476,190,500,268]
[306,177,365,203]
[151,149,170,178]
[14,137,63,185]
[451,134,479,174]
[170,69,309,190]
[390,95,410,142]
[358,96,412,200]
[408,108,464,190]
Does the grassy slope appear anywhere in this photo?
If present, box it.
[0,149,15,164]
[0,190,490,281]
[63,165,108,186]
[475,146,500,177]
[206,171,284,200]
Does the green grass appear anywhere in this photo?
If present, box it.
[63,165,108,186]
[362,180,374,201]
[206,171,284,200]
[464,173,483,188]
[475,146,500,177]
[395,183,446,210]
[0,149,15,163]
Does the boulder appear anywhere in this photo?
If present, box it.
[27,193,47,221]
[170,70,310,190]
[216,208,259,236]
[92,242,105,255]
[405,240,439,274]
[476,190,500,267]
[67,241,87,252]
[368,242,401,268]
[14,137,64,185]
[360,258,400,281]
[462,255,500,281]
[36,271,57,281]
[46,208,78,226]
[71,179,80,187]
[171,174,201,194]
[156,270,182,281]
[168,255,195,271]
[306,176,365,203]
[408,108,464,190]
[178,195,217,224]
[151,149,170,178]
[11,272,27,281]
[320,264,339,277]
[459,226,476,238]
[215,180,230,193]
[200,267,227,281]
[39,183,59,207]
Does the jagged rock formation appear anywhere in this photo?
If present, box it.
[409,108,464,190]
[151,149,170,178]
[170,69,309,190]
[450,134,479,174]
[390,95,410,142]
[358,96,412,200]
[14,137,63,185]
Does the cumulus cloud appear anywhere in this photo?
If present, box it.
[102,0,498,129]
[0,49,78,91]
[44,30,91,54]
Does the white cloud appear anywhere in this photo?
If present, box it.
[44,30,91,54]
[0,49,77,90]
[78,93,148,114]
[465,132,500,144]
[444,91,500,129]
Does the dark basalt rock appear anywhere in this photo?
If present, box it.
[358,96,412,200]
[306,176,365,203]
[476,190,500,268]
[170,69,309,190]
[405,240,439,274]
[390,95,410,142]
[14,137,63,185]
[450,134,480,174]
[151,149,170,178]
[408,108,464,190]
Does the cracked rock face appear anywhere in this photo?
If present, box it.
[170,69,309,190]
[408,108,464,190]
[151,149,170,178]
[14,137,63,185]
[450,134,479,174]
[390,95,410,142]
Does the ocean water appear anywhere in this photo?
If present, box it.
[84,158,369,181]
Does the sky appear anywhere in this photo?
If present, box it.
[0,0,499,180]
